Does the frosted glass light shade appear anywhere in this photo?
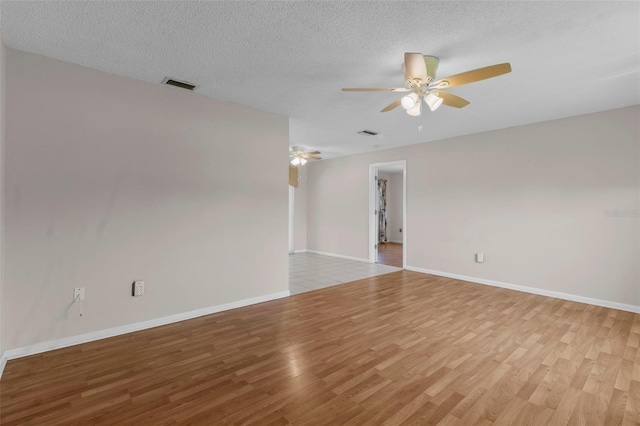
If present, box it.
[425,93,443,111]
[406,101,422,116]
[291,157,307,166]
[401,93,419,110]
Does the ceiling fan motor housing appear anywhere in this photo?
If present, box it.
[403,55,439,88]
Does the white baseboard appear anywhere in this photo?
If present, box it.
[388,240,403,244]
[306,250,370,263]
[405,266,640,314]
[292,249,307,254]
[0,290,290,378]
[0,355,7,379]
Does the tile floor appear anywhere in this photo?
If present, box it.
[289,252,402,295]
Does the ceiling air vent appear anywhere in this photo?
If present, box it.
[358,130,379,136]
[162,77,197,91]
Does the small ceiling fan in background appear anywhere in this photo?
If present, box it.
[342,52,511,116]
[289,146,322,166]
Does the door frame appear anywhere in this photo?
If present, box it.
[368,160,406,268]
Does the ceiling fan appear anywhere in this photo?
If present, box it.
[290,146,322,166]
[342,52,511,116]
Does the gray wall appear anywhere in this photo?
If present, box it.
[379,172,403,244]
[389,173,403,244]
[4,49,289,350]
[293,166,307,251]
[0,35,6,355]
[306,106,639,307]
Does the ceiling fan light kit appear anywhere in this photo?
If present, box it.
[406,101,422,116]
[342,52,511,117]
[289,146,322,166]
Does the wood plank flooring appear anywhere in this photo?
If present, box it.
[1,271,639,425]
[377,242,403,268]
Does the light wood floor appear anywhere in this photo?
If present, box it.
[1,271,639,425]
[377,242,403,268]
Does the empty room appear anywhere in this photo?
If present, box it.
[0,1,638,425]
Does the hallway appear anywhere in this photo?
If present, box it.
[376,242,403,268]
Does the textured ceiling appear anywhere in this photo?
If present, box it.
[2,1,639,159]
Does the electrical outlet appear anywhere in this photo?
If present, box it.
[132,281,144,297]
[74,287,85,301]
[476,253,484,263]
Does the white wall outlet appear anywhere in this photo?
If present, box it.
[476,253,484,263]
[74,287,85,301]
[132,281,144,297]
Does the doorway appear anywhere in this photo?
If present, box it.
[369,160,406,268]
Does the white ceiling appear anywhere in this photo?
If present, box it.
[2,1,639,159]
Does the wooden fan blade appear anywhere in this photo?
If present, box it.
[432,91,470,108]
[342,88,409,92]
[404,52,427,81]
[381,98,402,112]
[306,151,321,155]
[307,156,322,160]
[433,63,511,88]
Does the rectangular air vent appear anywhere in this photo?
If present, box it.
[358,130,379,136]
[162,77,197,91]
